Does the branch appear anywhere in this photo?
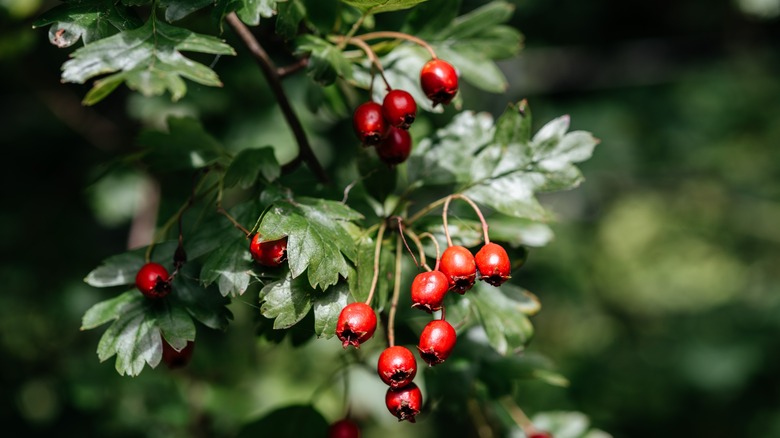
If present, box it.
[225,13,329,184]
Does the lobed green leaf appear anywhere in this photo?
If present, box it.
[33,0,141,48]
[223,147,280,189]
[200,237,253,297]
[469,283,535,355]
[340,0,428,13]
[258,274,314,329]
[312,282,350,339]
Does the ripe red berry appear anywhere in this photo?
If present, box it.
[377,346,418,388]
[135,262,171,299]
[417,319,457,366]
[161,340,194,369]
[385,383,422,423]
[328,418,361,438]
[376,127,412,165]
[335,302,377,348]
[439,245,476,294]
[382,89,417,129]
[353,101,389,146]
[420,59,458,106]
[475,242,511,286]
[410,270,449,313]
[250,233,288,267]
[528,431,553,438]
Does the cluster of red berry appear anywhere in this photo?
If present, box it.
[352,59,459,165]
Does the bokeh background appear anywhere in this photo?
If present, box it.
[2,0,780,436]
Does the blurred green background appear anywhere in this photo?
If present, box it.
[2,0,780,436]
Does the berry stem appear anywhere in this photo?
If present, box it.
[364,220,388,306]
[331,36,392,91]
[355,31,438,60]
[387,234,404,348]
[418,232,441,271]
[402,228,431,271]
[406,196,448,225]
[442,194,490,246]
[216,179,251,237]
[499,397,537,436]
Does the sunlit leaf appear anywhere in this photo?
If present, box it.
[313,282,350,338]
[33,0,141,48]
[200,236,253,297]
[259,274,314,329]
[340,0,428,13]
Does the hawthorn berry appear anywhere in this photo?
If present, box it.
[385,382,422,423]
[376,127,412,165]
[161,340,194,369]
[420,59,458,106]
[336,302,377,348]
[135,262,171,299]
[249,233,288,267]
[528,431,553,438]
[328,418,361,438]
[475,242,511,286]
[353,101,389,146]
[417,319,457,366]
[377,346,418,388]
[410,270,449,313]
[439,245,477,294]
[382,89,417,129]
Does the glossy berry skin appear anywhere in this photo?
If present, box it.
[161,340,194,369]
[376,127,412,165]
[250,233,288,267]
[528,431,553,438]
[420,59,458,106]
[377,346,418,388]
[135,262,171,299]
[475,242,511,286]
[417,319,457,366]
[353,101,389,146]
[336,302,377,348]
[328,418,361,438]
[439,245,476,294]
[385,383,422,423]
[382,89,417,129]
[410,270,449,313]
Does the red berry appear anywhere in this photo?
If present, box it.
[420,59,458,106]
[250,233,288,267]
[528,431,553,438]
[382,89,417,129]
[353,101,389,146]
[135,262,171,299]
[439,245,476,294]
[385,383,422,422]
[335,302,377,348]
[328,418,361,438]
[410,270,449,313]
[475,242,511,286]
[377,346,418,388]
[417,319,456,366]
[161,340,194,369]
[376,127,412,165]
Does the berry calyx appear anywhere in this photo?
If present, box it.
[249,233,288,267]
[385,383,422,422]
[353,101,389,146]
[161,340,194,369]
[135,262,171,299]
[328,418,361,438]
[335,302,377,348]
[528,431,553,438]
[377,346,418,388]
[420,59,458,106]
[376,127,412,165]
[439,245,476,294]
[417,319,457,366]
[475,242,511,286]
[382,89,417,129]
[410,270,449,313]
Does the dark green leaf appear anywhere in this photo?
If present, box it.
[81,290,143,330]
[313,282,350,338]
[340,0,428,13]
[62,18,235,104]
[96,302,161,375]
[258,274,314,329]
[275,0,305,40]
[257,197,362,290]
[137,117,223,171]
[160,0,214,22]
[200,236,253,297]
[494,100,532,147]
[470,283,535,355]
[236,0,279,25]
[301,0,338,34]
[173,267,233,330]
[237,405,328,438]
[84,241,177,288]
[434,45,507,93]
[402,0,460,38]
[438,1,515,39]
[33,0,141,47]
[223,147,280,188]
[154,301,197,350]
[295,35,353,85]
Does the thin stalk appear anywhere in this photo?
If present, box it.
[355,31,438,59]
[418,232,441,271]
[364,221,387,305]
[402,228,431,271]
[330,35,391,91]
[443,194,490,246]
[387,234,403,348]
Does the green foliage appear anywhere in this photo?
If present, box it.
[340,0,429,13]
[33,0,141,47]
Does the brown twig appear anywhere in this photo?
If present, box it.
[277,57,309,78]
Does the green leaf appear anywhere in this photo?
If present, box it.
[81,290,143,330]
[236,0,279,25]
[62,18,236,104]
[275,0,305,40]
[33,0,141,48]
[340,0,428,13]
[237,405,328,438]
[160,0,214,22]
[438,1,515,40]
[223,147,280,188]
[301,0,338,34]
[402,0,461,38]
[295,35,353,85]
[154,302,196,350]
[96,303,162,376]
[530,411,613,438]
[84,241,177,288]
[494,100,532,147]
[257,197,363,290]
[434,45,507,93]
[200,236,253,297]
[470,283,535,355]
[137,117,223,171]
[258,274,314,329]
[313,282,350,339]
[172,267,233,330]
